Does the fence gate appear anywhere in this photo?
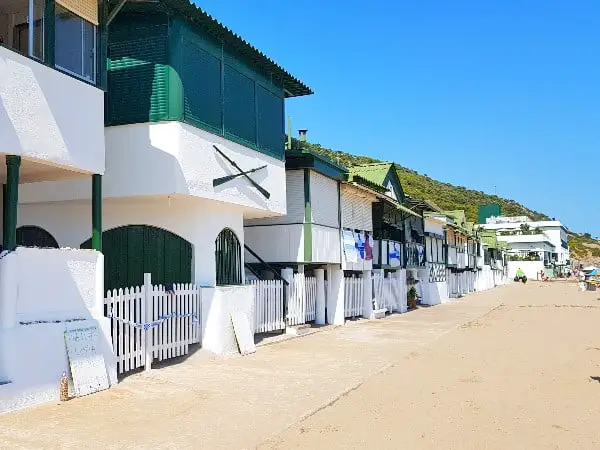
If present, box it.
[251,279,285,333]
[373,272,393,312]
[105,274,201,375]
[344,276,363,318]
[287,273,317,326]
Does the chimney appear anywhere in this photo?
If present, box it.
[298,129,308,142]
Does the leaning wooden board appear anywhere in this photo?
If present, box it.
[230,311,256,356]
[64,326,110,397]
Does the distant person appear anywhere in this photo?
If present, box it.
[514,268,527,284]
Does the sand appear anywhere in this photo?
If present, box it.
[0,281,598,449]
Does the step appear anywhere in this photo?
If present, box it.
[286,323,318,336]
[370,308,387,320]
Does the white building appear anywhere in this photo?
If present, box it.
[0,0,312,410]
[0,0,114,411]
[480,216,570,268]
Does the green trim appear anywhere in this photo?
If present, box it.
[5,156,21,251]
[92,174,102,251]
[285,150,347,181]
[2,184,6,248]
[303,169,312,262]
[44,0,55,67]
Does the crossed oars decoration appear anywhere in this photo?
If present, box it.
[212,145,271,199]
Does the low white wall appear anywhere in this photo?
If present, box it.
[0,47,105,174]
[200,285,254,355]
[507,261,544,280]
[0,248,115,413]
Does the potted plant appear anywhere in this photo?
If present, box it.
[408,286,418,310]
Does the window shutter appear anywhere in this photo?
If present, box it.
[56,0,99,25]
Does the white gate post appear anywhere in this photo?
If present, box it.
[326,265,345,326]
[281,267,293,326]
[144,273,152,371]
[361,270,373,319]
[314,268,326,325]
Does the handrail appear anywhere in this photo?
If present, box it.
[243,244,289,285]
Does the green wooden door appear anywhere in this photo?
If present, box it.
[81,225,192,291]
[215,228,242,285]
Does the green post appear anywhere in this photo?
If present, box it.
[5,156,21,251]
[92,174,102,251]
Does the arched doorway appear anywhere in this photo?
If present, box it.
[215,228,242,285]
[16,225,59,248]
[81,225,192,291]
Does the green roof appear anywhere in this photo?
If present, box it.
[348,163,395,186]
[480,231,499,248]
[157,0,312,97]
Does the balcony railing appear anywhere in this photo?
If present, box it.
[405,242,426,267]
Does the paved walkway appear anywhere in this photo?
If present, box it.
[0,282,568,449]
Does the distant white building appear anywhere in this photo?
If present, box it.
[479,216,570,267]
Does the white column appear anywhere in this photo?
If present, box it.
[314,268,326,325]
[361,270,373,319]
[395,270,408,313]
[326,265,345,325]
[144,273,153,371]
[281,267,294,326]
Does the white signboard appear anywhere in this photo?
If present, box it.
[64,326,109,397]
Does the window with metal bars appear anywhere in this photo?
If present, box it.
[215,228,242,286]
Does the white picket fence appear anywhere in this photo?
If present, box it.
[104,274,201,375]
[250,279,285,333]
[344,276,363,318]
[373,273,394,312]
[287,273,317,326]
[251,274,316,333]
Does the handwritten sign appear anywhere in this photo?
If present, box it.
[64,326,109,397]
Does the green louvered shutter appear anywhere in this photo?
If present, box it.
[257,85,284,159]
[180,39,223,133]
[224,64,256,145]
[107,22,170,125]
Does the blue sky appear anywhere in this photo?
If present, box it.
[199,0,600,234]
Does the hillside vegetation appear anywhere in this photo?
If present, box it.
[294,139,596,263]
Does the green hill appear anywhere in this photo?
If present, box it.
[293,139,595,262]
[295,139,549,222]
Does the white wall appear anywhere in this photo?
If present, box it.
[19,121,286,217]
[244,224,304,263]
[17,196,245,288]
[507,260,545,281]
[0,248,115,412]
[0,47,105,174]
[424,217,444,236]
[313,225,342,265]
[340,184,374,231]
[310,171,339,227]
[245,170,304,226]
